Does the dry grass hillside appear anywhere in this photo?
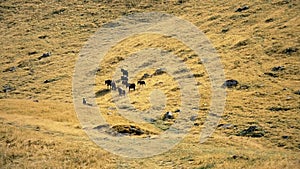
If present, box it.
[0,0,299,168]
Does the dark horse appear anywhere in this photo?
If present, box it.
[137,80,146,86]
[117,87,126,96]
[105,80,112,88]
[111,81,116,90]
[121,68,128,77]
[121,76,128,85]
[128,83,135,91]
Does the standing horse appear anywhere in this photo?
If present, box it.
[137,80,146,86]
[105,80,112,88]
[117,87,126,96]
[111,81,117,90]
[121,68,128,77]
[128,83,136,91]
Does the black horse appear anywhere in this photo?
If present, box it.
[105,80,112,88]
[128,83,135,91]
[137,80,146,86]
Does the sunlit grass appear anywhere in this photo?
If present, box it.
[0,0,299,168]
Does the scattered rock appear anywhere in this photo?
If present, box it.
[141,73,151,80]
[282,135,290,139]
[3,66,16,72]
[234,40,248,47]
[277,142,285,147]
[264,46,278,55]
[38,52,51,60]
[222,79,239,88]
[265,18,274,23]
[237,126,265,137]
[193,122,200,126]
[264,72,278,77]
[221,27,229,33]
[208,15,221,21]
[35,126,40,131]
[190,115,197,121]
[52,8,66,15]
[95,68,101,72]
[33,99,39,103]
[87,68,101,76]
[28,51,38,55]
[194,73,204,77]
[153,68,166,76]
[273,0,292,5]
[271,66,285,71]
[231,155,249,160]
[269,107,291,111]
[278,25,287,29]
[144,118,156,124]
[286,96,292,100]
[177,0,186,4]
[174,68,189,74]
[238,84,250,90]
[38,35,48,39]
[174,109,181,113]
[282,47,298,55]
[218,123,234,129]
[43,78,57,83]
[229,13,250,20]
[3,85,15,93]
[294,90,300,95]
[17,60,33,68]
[235,5,249,12]
[102,22,121,28]
[112,125,144,136]
[93,124,109,130]
[93,124,153,136]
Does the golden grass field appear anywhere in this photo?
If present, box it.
[0,0,299,168]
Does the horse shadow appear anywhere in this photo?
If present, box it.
[95,89,110,97]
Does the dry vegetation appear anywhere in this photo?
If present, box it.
[0,0,299,168]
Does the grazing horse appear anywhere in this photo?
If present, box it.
[128,83,135,91]
[105,80,112,88]
[137,80,146,86]
[121,76,128,81]
[117,87,126,96]
[111,81,117,90]
[121,68,128,77]
[122,80,128,85]
[121,76,128,85]
[123,80,129,87]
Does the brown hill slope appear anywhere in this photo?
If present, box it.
[0,0,299,168]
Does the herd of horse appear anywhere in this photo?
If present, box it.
[105,68,146,96]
